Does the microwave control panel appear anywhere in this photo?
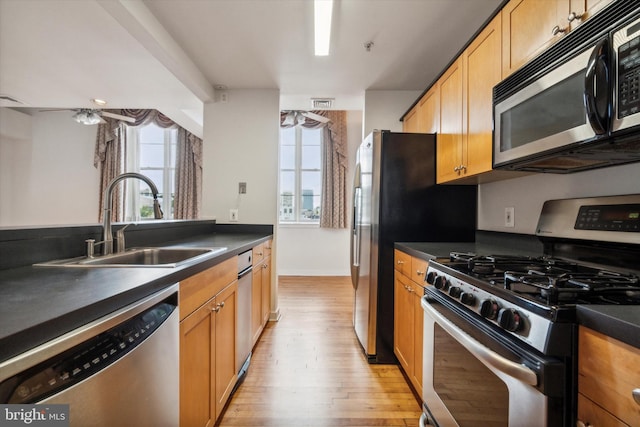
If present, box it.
[617,19,640,119]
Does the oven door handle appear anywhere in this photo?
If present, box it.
[424,300,538,386]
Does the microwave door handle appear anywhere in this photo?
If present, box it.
[584,38,612,135]
[423,301,538,386]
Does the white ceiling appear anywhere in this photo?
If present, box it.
[0,0,502,135]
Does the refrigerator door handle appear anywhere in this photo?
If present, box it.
[350,163,362,290]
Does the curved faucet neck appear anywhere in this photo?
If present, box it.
[102,172,163,255]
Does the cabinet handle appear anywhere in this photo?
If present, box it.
[212,301,225,312]
[633,388,640,405]
[552,25,567,36]
[257,252,263,256]
[453,166,460,172]
[416,270,424,276]
[576,421,590,427]
[397,260,405,265]
[263,263,268,269]
[567,11,585,22]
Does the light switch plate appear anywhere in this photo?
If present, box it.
[505,207,515,228]
[230,209,238,222]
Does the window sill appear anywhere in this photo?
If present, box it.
[278,222,320,229]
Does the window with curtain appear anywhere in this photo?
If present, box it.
[125,123,177,220]
[279,110,348,229]
[279,126,323,223]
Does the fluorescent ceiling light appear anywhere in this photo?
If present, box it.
[314,0,333,56]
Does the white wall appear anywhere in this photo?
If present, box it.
[0,108,100,227]
[478,162,640,234]
[276,110,362,276]
[363,90,421,137]
[202,89,280,225]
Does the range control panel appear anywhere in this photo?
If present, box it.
[575,204,640,232]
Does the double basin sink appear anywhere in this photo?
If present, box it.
[37,247,227,268]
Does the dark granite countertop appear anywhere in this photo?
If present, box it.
[0,229,272,363]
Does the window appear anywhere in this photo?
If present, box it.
[279,126,323,223]
[125,123,177,220]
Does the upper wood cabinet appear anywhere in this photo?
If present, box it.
[418,84,440,134]
[402,106,420,133]
[463,13,502,178]
[502,0,570,77]
[502,0,613,76]
[437,57,465,183]
[437,14,501,183]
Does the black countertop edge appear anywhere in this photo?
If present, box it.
[576,305,640,349]
[0,230,273,363]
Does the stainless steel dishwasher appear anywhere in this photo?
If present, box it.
[235,250,253,386]
[0,284,179,427]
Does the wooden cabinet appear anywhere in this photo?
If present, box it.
[179,257,238,427]
[437,57,465,183]
[577,326,640,427]
[251,240,273,346]
[436,14,502,183]
[403,85,440,134]
[403,106,420,133]
[502,0,569,77]
[393,249,427,397]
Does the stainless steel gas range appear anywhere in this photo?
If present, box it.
[420,195,640,427]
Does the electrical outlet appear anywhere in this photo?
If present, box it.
[505,207,515,228]
[229,209,238,222]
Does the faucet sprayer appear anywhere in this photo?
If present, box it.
[101,172,163,255]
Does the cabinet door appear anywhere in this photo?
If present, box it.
[502,0,570,77]
[251,263,264,345]
[410,256,428,285]
[180,299,215,427]
[214,282,238,419]
[411,284,425,398]
[437,57,465,183]
[393,273,414,374]
[464,13,502,177]
[569,0,613,29]
[394,249,412,277]
[403,106,419,133]
[579,327,640,426]
[261,257,271,326]
[418,85,439,134]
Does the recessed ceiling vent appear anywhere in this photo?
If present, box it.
[311,98,334,109]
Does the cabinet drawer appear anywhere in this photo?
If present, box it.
[252,243,265,265]
[411,257,428,285]
[578,326,640,426]
[263,239,272,258]
[179,257,237,320]
[394,249,412,276]
[578,393,628,427]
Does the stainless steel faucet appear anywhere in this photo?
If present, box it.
[101,172,163,255]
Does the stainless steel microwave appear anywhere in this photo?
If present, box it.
[493,1,640,173]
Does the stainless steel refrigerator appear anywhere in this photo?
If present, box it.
[350,130,477,363]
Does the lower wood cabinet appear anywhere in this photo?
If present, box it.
[393,249,426,397]
[251,240,272,346]
[179,257,238,427]
[577,326,640,427]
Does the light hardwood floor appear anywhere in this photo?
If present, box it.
[217,276,423,427]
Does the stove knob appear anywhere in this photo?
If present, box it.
[460,292,475,306]
[480,299,499,320]
[498,308,522,332]
[426,271,437,285]
[448,286,461,298]
[433,276,447,290]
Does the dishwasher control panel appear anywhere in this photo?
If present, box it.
[0,300,176,404]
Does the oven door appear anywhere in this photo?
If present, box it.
[420,291,567,427]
